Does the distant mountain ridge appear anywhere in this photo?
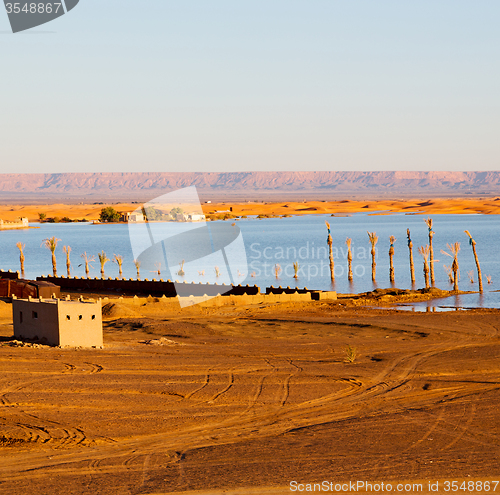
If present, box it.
[1,172,500,201]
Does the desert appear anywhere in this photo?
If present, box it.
[2,197,500,224]
[1,292,500,494]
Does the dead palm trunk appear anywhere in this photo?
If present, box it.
[367,232,378,281]
[63,246,71,277]
[464,230,483,292]
[406,229,415,285]
[16,242,25,278]
[389,236,396,283]
[346,238,353,281]
[441,243,460,292]
[418,245,430,289]
[325,221,334,282]
[98,251,109,279]
[425,218,435,285]
[41,237,61,277]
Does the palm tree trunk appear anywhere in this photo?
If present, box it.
[465,232,483,293]
[429,230,435,285]
[346,239,353,281]
[52,252,57,277]
[452,259,459,292]
[471,242,483,292]
[371,247,376,281]
[407,229,415,285]
[326,222,334,282]
[389,236,396,283]
[17,245,25,278]
[423,260,430,289]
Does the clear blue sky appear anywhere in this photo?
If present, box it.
[1,1,499,174]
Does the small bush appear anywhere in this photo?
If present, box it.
[345,345,357,363]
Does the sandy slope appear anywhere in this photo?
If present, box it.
[1,197,500,223]
[1,299,500,494]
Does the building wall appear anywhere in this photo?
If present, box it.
[13,299,61,345]
[0,218,29,230]
[57,300,103,348]
[12,298,103,348]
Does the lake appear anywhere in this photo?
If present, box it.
[1,213,499,309]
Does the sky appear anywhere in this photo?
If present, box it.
[0,0,499,174]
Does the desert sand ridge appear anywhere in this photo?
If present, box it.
[1,196,500,222]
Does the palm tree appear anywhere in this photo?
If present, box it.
[441,243,460,292]
[177,260,185,276]
[41,237,61,277]
[424,218,435,285]
[134,259,141,280]
[80,252,95,278]
[367,232,378,281]
[113,254,124,279]
[464,230,483,292]
[418,245,431,289]
[274,264,281,279]
[63,246,72,277]
[152,262,161,278]
[325,221,334,281]
[16,242,25,278]
[98,251,110,279]
[389,236,396,283]
[293,261,300,279]
[406,229,415,285]
[346,238,353,282]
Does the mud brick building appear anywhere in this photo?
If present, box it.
[12,297,103,348]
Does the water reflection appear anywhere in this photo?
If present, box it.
[392,291,498,312]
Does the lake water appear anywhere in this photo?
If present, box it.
[1,213,499,309]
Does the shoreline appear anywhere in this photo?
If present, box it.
[1,196,500,222]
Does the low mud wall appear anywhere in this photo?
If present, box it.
[36,276,260,297]
[102,290,337,310]
[0,270,20,280]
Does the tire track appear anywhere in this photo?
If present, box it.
[209,371,235,402]
[184,369,211,400]
[441,403,477,451]
[280,359,302,406]
[85,362,103,374]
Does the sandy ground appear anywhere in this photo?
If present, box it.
[1,297,500,494]
[2,197,500,222]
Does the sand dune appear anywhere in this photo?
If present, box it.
[1,197,500,223]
